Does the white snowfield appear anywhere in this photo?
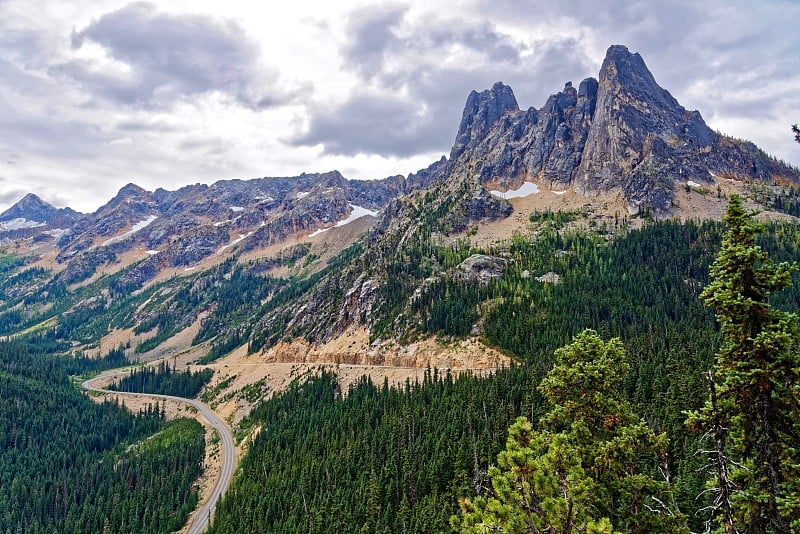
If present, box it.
[686,180,701,187]
[309,204,379,237]
[296,191,311,199]
[44,228,68,239]
[217,231,254,254]
[0,218,45,231]
[489,182,540,199]
[229,206,244,212]
[100,215,158,247]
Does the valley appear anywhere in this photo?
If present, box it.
[1,43,799,533]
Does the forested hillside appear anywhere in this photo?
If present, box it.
[209,215,800,533]
[0,341,205,533]
[108,360,214,397]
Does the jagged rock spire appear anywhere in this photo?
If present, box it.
[450,81,519,161]
[445,45,799,214]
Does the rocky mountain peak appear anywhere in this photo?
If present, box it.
[0,193,80,228]
[450,81,519,161]
[577,45,718,210]
[112,183,149,201]
[1,193,54,222]
[596,44,683,128]
[444,45,798,214]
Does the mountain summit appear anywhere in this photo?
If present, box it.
[0,193,80,229]
[450,81,519,161]
[0,193,59,223]
[447,45,799,213]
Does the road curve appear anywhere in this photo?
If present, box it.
[82,373,235,534]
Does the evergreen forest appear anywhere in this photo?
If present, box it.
[210,210,800,533]
[0,341,206,533]
[108,360,214,398]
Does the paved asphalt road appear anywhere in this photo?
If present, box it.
[82,373,236,534]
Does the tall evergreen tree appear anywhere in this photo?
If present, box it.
[454,330,686,533]
[687,194,800,532]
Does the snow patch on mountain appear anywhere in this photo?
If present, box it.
[217,232,254,254]
[489,182,540,199]
[309,205,378,237]
[100,215,158,247]
[0,218,45,231]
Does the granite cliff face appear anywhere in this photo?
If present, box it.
[448,45,800,213]
[450,82,520,162]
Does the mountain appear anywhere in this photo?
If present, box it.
[447,45,799,214]
[0,44,798,362]
[2,44,800,534]
[0,193,80,233]
[43,171,417,286]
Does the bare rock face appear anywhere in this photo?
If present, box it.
[576,45,714,212]
[452,79,598,192]
[448,45,800,214]
[456,254,509,284]
[450,82,519,162]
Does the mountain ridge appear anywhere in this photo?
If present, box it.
[448,45,799,215]
[0,44,798,365]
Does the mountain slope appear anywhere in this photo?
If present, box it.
[450,45,799,214]
[0,44,798,370]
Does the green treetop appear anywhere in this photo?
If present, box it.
[453,329,687,534]
[688,193,800,533]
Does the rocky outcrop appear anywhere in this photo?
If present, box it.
[450,81,519,162]
[448,45,800,214]
[456,254,509,284]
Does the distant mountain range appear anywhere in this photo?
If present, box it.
[1,44,798,359]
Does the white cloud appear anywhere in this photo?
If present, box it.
[0,0,797,214]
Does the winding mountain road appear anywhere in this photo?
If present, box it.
[82,373,235,534]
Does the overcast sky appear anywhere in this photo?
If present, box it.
[1,0,798,213]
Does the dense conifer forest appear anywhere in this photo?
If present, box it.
[0,341,205,533]
[3,200,798,532]
[108,360,214,398]
[210,216,800,533]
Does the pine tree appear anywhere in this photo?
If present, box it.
[453,330,686,533]
[687,194,800,532]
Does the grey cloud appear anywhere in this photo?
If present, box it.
[342,5,406,79]
[178,136,233,157]
[289,91,444,157]
[296,11,592,159]
[56,2,295,109]
[341,6,523,85]
[0,111,104,160]
[0,188,27,207]
[116,119,181,133]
